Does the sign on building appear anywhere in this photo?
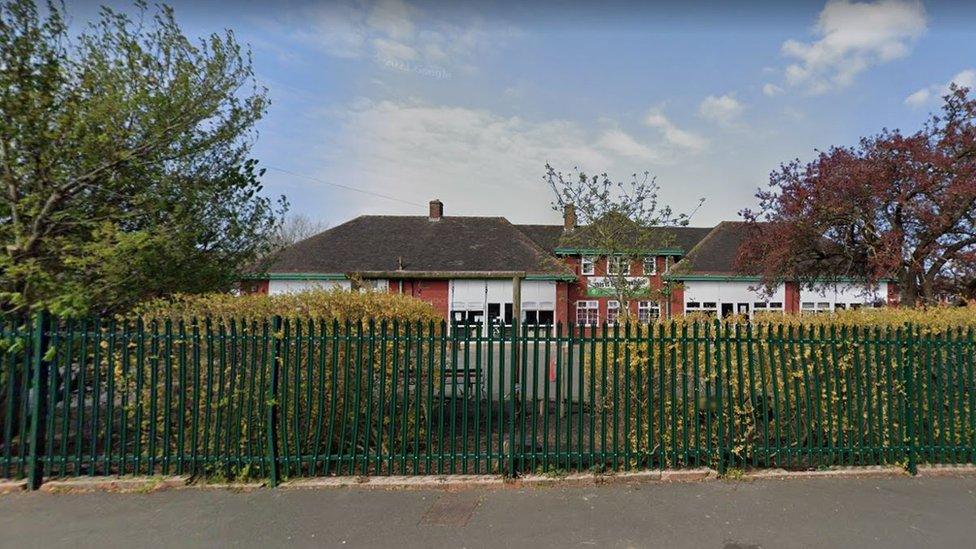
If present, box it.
[585,276,650,297]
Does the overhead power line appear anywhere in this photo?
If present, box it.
[265,166,425,207]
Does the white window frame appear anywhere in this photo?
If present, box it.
[643,256,657,275]
[637,300,660,323]
[606,300,621,325]
[580,255,595,276]
[753,301,784,314]
[801,301,831,314]
[685,301,718,314]
[607,255,630,276]
[575,300,599,326]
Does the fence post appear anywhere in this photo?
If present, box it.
[714,319,726,475]
[509,276,521,477]
[27,311,50,490]
[266,316,282,486]
[904,323,917,475]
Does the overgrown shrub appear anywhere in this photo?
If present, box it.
[676,306,976,330]
[129,289,441,324]
[584,315,975,471]
[28,291,443,478]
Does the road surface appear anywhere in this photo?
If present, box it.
[2,476,975,548]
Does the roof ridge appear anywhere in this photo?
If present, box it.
[670,223,726,271]
[668,220,756,275]
[498,218,574,276]
[286,214,364,248]
[360,214,510,220]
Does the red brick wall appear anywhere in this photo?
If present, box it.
[556,282,569,324]
[887,282,900,307]
[669,284,684,317]
[240,279,269,295]
[391,279,450,320]
[564,254,672,323]
[784,282,800,313]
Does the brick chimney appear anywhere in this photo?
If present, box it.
[429,199,443,221]
[563,203,576,232]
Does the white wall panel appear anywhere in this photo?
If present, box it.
[800,282,887,306]
[683,281,785,305]
[268,279,351,295]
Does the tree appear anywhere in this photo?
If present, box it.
[0,0,285,316]
[269,213,329,252]
[546,163,702,316]
[738,87,976,306]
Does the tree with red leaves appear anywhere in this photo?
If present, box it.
[738,87,976,307]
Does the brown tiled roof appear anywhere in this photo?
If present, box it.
[663,227,715,253]
[516,224,713,254]
[514,224,565,252]
[670,221,752,275]
[265,215,572,276]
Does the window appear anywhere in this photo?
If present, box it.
[580,256,595,276]
[524,310,554,325]
[576,300,599,325]
[523,301,555,325]
[607,300,621,324]
[643,256,657,275]
[607,256,630,276]
[753,301,784,313]
[451,310,483,325]
[802,302,831,314]
[637,301,660,323]
[685,301,718,316]
[487,303,501,323]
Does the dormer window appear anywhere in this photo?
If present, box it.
[643,256,657,275]
[580,255,595,276]
[608,255,630,276]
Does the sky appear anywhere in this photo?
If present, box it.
[70,0,976,227]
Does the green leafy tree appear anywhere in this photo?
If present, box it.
[0,0,285,316]
[546,163,703,318]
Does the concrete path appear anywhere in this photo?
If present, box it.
[2,477,975,548]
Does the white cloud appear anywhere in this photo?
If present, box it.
[289,2,369,59]
[280,0,514,77]
[644,110,708,152]
[365,0,416,41]
[778,0,927,94]
[762,83,784,97]
[313,100,705,221]
[698,94,745,125]
[372,37,418,62]
[905,69,976,107]
[596,129,661,161]
[904,88,931,106]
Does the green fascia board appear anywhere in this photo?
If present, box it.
[263,273,348,281]
[525,273,577,282]
[664,274,763,282]
[554,247,684,256]
[256,272,576,282]
[665,273,895,284]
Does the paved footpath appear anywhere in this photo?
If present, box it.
[2,477,975,548]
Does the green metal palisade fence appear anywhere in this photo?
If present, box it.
[1,314,974,488]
